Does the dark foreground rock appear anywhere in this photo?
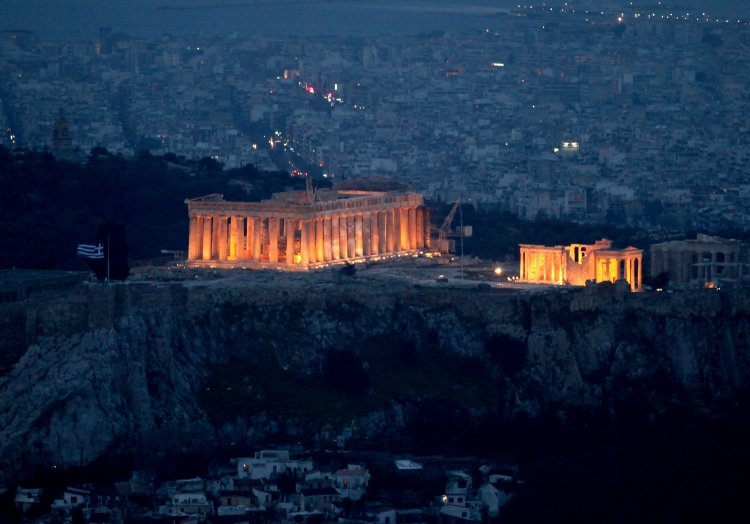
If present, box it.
[1,276,749,480]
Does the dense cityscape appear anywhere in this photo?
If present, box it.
[5,2,750,523]
[3,5,750,232]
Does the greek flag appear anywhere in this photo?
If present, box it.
[77,243,104,259]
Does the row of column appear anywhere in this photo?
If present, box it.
[652,249,741,283]
[595,256,641,291]
[520,248,643,291]
[520,249,564,285]
[188,206,430,265]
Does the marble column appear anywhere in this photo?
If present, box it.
[286,219,296,265]
[252,218,261,263]
[212,215,221,259]
[386,210,396,253]
[355,213,364,257]
[424,208,431,249]
[308,220,317,263]
[268,218,279,263]
[628,258,633,290]
[261,219,270,261]
[416,207,424,250]
[300,220,310,265]
[339,214,348,259]
[347,214,356,259]
[315,218,324,263]
[332,216,341,259]
[229,217,238,260]
[370,211,379,256]
[636,257,642,291]
[394,209,402,252]
[236,217,246,261]
[202,217,212,260]
[408,207,417,250]
[194,216,205,261]
[218,217,228,261]
[189,216,199,260]
[323,217,332,262]
[246,218,255,261]
[400,208,410,251]
[378,211,387,254]
[196,216,205,261]
[362,212,372,257]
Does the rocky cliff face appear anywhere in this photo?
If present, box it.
[1,279,749,480]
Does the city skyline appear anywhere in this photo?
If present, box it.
[3,1,750,39]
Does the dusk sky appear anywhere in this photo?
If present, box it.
[3,0,750,39]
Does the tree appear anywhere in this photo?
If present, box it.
[162,152,179,164]
[90,146,109,156]
[33,249,57,270]
[702,29,723,47]
[277,473,296,493]
[341,497,353,517]
[307,514,324,524]
[88,221,130,281]
[323,350,370,394]
[485,333,527,377]
[643,271,669,290]
[70,507,85,524]
[341,262,357,277]
[644,200,663,223]
[198,156,224,172]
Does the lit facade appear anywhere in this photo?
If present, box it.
[519,239,643,291]
[185,186,430,270]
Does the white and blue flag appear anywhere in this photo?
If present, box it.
[77,243,104,259]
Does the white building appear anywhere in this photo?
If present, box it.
[159,492,214,517]
[236,450,313,479]
[334,465,371,501]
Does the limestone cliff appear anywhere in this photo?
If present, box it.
[0,279,749,480]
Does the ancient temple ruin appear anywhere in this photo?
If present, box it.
[650,234,746,284]
[519,239,643,291]
[185,181,431,270]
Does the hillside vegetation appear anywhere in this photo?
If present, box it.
[0,147,314,270]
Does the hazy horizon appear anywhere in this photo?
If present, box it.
[3,0,750,40]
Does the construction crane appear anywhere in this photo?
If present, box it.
[432,199,466,254]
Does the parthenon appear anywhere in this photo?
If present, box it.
[185,181,431,270]
[520,239,643,291]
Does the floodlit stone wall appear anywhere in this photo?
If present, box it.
[185,190,431,270]
[520,239,643,291]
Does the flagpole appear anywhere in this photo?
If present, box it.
[107,231,110,285]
